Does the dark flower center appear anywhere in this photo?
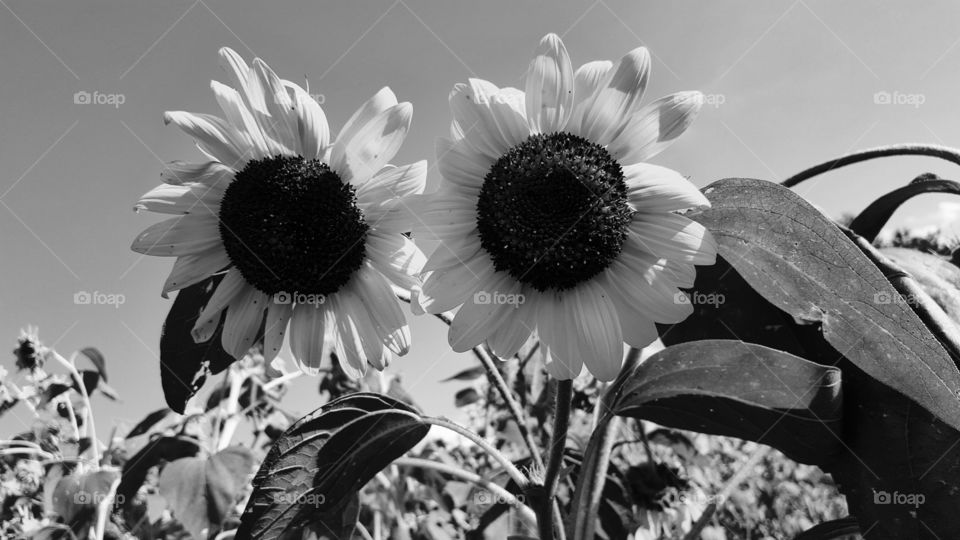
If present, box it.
[476,132,632,292]
[218,155,368,296]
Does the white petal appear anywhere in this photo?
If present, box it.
[420,252,495,314]
[163,111,249,168]
[486,291,535,359]
[436,139,489,195]
[131,214,221,256]
[620,237,697,290]
[569,60,613,129]
[286,82,330,159]
[338,282,386,369]
[221,286,268,358]
[210,80,269,159]
[448,272,520,352]
[358,160,427,206]
[366,232,426,291]
[160,161,234,189]
[607,91,703,163]
[623,163,709,212]
[539,295,583,379]
[413,191,477,240]
[252,58,299,153]
[448,81,514,159]
[331,102,412,186]
[570,280,624,382]
[603,259,693,324]
[289,301,331,375]
[423,234,483,273]
[135,183,221,215]
[629,213,717,265]
[335,87,398,153]
[524,33,574,133]
[161,248,230,298]
[603,271,659,350]
[262,302,292,364]
[579,47,651,144]
[191,270,248,342]
[330,294,370,378]
[218,47,267,115]
[353,263,411,356]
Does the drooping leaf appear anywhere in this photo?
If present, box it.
[237,392,429,539]
[849,176,960,242]
[441,366,486,382]
[455,388,482,408]
[692,178,960,431]
[160,275,236,413]
[125,408,173,439]
[611,340,842,465]
[51,469,120,527]
[116,436,200,509]
[77,347,107,382]
[158,446,255,540]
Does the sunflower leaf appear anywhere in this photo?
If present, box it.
[690,177,960,432]
[611,340,842,465]
[237,392,429,539]
[849,176,960,242]
[159,274,236,413]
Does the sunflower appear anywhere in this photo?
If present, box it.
[417,34,716,381]
[132,48,426,378]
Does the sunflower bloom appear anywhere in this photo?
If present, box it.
[417,34,716,381]
[132,48,426,377]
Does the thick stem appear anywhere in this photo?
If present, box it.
[53,352,100,468]
[395,457,537,522]
[570,348,642,539]
[539,379,573,539]
[782,144,960,188]
[423,416,528,488]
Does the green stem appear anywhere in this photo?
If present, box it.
[395,456,537,522]
[540,379,573,539]
[782,143,960,188]
[423,416,528,488]
[53,351,100,468]
[569,348,642,539]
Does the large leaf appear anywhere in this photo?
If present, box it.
[158,446,255,539]
[77,347,107,382]
[116,436,200,509]
[51,469,120,527]
[160,275,237,413]
[237,392,429,539]
[692,178,960,431]
[125,408,173,439]
[849,176,960,242]
[611,340,842,464]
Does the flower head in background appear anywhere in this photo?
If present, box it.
[418,34,716,381]
[132,48,426,377]
[13,326,49,375]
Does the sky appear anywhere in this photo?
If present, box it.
[2,0,960,440]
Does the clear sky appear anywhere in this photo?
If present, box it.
[3,0,960,437]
